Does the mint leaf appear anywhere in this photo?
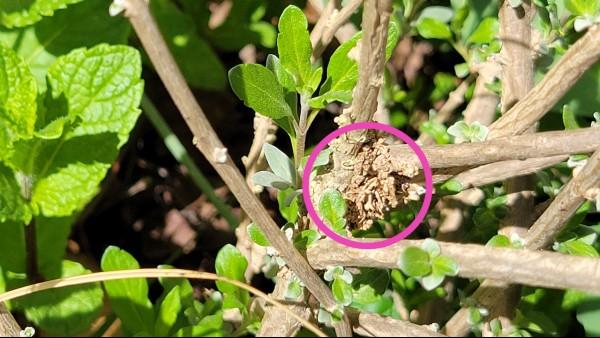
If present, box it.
[150,0,225,90]
[0,0,83,28]
[0,220,25,273]
[277,5,312,90]
[0,164,30,222]
[0,0,130,89]
[47,44,143,144]
[417,18,452,39]
[101,246,155,335]
[318,189,347,234]
[21,260,103,336]
[228,64,293,119]
[0,44,37,140]
[154,286,182,337]
[397,247,431,277]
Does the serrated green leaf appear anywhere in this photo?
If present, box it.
[263,143,295,186]
[229,64,293,119]
[0,1,130,90]
[47,44,143,144]
[155,286,182,336]
[332,277,353,306]
[215,244,249,310]
[31,162,109,217]
[277,5,312,90]
[150,0,225,90]
[101,246,155,335]
[0,0,83,28]
[318,189,347,234]
[467,17,498,45]
[0,164,30,222]
[21,260,103,336]
[247,222,270,246]
[397,247,431,277]
[417,18,452,39]
[0,43,37,140]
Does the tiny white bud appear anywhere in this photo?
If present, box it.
[213,147,228,164]
[109,0,127,16]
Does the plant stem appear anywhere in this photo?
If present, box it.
[25,219,42,284]
[295,95,310,186]
[141,95,239,229]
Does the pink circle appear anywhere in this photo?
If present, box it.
[302,122,433,249]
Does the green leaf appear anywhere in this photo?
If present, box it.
[318,189,347,234]
[47,44,143,144]
[565,0,600,15]
[397,247,431,277]
[418,6,455,23]
[562,105,580,129]
[486,234,511,247]
[36,215,75,278]
[175,311,224,337]
[155,286,182,336]
[21,260,103,336]
[467,17,499,45]
[0,164,30,222]
[215,244,249,310]
[157,265,194,308]
[252,171,291,190]
[0,0,130,89]
[228,64,293,119]
[293,229,321,250]
[576,297,600,336]
[0,0,83,28]
[277,5,312,90]
[332,278,353,306]
[421,239,441,257]
[101,246,155,335]
[438,179,463,195]
[31,162,109,217]
[150,0,225,90]
[277,188,299,223]
[421,273,445,291]
[560,240,599,257]
[420,120,451,144]
[306,66,323,95]
[0,43,37,140]
[247,222,270,247]
[416,18,452,39]
[431,255,459,277]
[284,276,303,300]
[263,143,295,186]
[0,220,25,273]
[266,54,296,93]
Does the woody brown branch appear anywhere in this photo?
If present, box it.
[122,0,352,335]
[307,238,600,294]
[0,303,20,337]
[391,127,600,169]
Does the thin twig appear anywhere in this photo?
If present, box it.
[307,238,600,294]
[311,0,363,59]
[488,24,600,138]
[462,59,501,126]
[0,269,327,338]
[348,310,446,337]
[391,127,600,169]
[121,1,351,335]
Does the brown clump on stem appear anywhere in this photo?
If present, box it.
[342,137,422,231]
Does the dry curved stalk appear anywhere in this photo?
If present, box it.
[391,127,600,169]
[0,269,327,338]
[310,0,363,59]
[121,1,351,335]
[307,238,600,294]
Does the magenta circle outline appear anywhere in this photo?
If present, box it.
[302,122,433,250]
